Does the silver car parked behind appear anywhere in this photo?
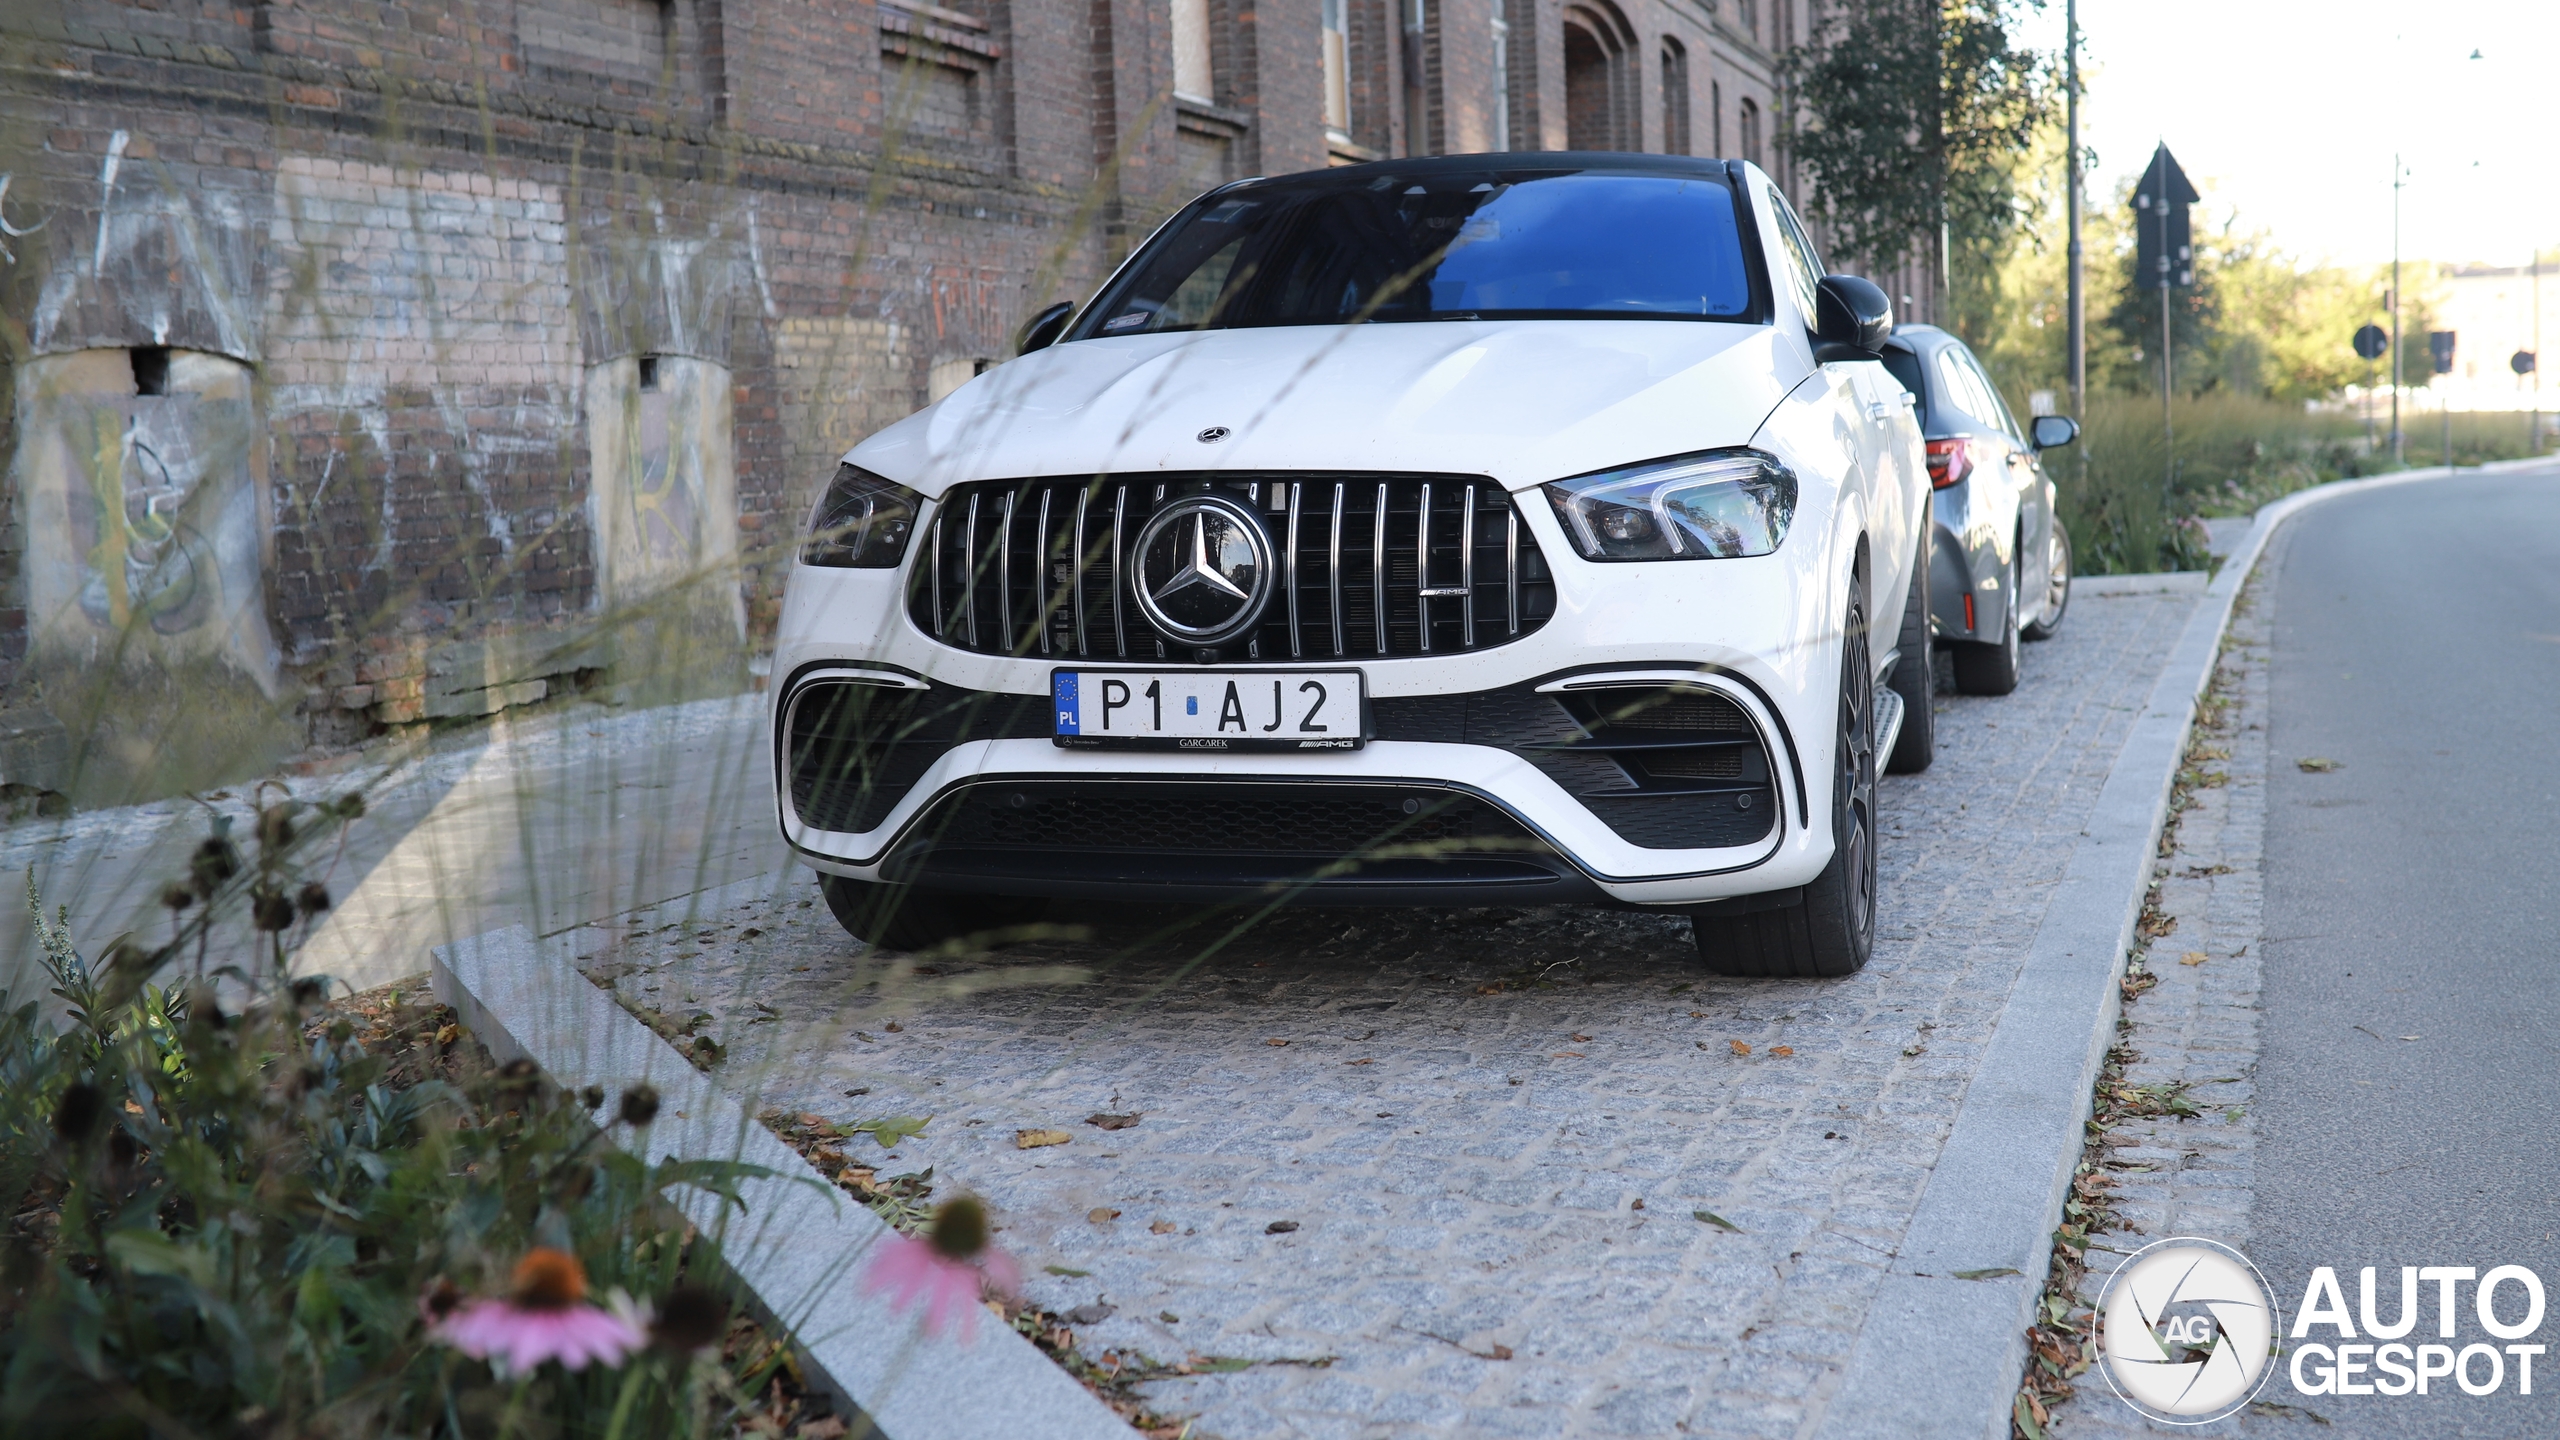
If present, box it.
[1879,325,2079,695]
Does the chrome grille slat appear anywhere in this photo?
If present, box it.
[1110,484,1128,657]
[1285,482,1303,659]
[1071,487,1090,655]
[1371,482,1390,656]
[1461,483,1478,648]
[1034,487,1053,655]
[909,474,1554,662]
[1416,481,1434,655]
[1328,481,1346,657]
[962,493,981,647]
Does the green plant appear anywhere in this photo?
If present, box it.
[0,795,814,1439]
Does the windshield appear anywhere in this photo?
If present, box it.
[1074,166,1764,338]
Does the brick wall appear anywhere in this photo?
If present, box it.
[0,0,1910,792]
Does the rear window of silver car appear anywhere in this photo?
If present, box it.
[1077,168,1762,336]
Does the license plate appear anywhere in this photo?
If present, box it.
[1052,669,1364,751]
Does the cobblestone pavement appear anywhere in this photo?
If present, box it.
[2047,576,2292,1439]
[577,585,2204,1440]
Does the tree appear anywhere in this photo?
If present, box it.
[1785,0,2056,303]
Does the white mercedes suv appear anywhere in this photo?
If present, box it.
[772,154,1931,977]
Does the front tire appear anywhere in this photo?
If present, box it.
[1951,538,2023,695]
[2022,517,2072,641]
[1692,593,1878,978]
[819,874,1046,950]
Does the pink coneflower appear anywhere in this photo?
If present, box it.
[434,1248,647,1374]
[862,1196,1021,1341]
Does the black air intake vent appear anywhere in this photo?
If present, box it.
[907,475,1557,663]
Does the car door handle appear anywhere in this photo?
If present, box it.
[1867,401,1896,421]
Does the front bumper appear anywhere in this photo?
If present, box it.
[772,491,1847,907]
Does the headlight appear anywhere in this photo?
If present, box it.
[1541,450,1798,561]
[802,464,921,568]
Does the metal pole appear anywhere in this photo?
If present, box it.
[2391,155,2404,465]
[2160,189,2174,506]
[2065,0,2083,421]
[2535,246,2543,453]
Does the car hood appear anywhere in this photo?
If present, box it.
[850,320,1801,494]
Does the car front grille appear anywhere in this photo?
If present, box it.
[906,474,1557,664]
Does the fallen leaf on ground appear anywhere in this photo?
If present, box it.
[1064,1302,1116,1325]
[1693,1210,1742,1233]
[1264,1038,1290,1047]
[1952,1267,2021,1281]
[2296,756,2339,772]
[1569,1033,1592,1042]
[1086,1112,1142,1130]
[1044,1265,1093,1277]
[1552,1051,1585,1059]
[853,1116,931,1148]
[1016,1129,1073,1149]
[1729,1040,1751,1056]
[1769,1045,1794,1058]
[435,1023,460,1046]
[1344,1058,1373,1066]
[884,1021,904,1033]
[2399,1035,2421,1042]
[1266,1220,1300,1234]
[1160,1311,1181,1324]
[1150,1219,1176,1234]
[1630,1198,1646,1210]
[2180,951,2209,966]
[1489,1344,1516,1360]
[1689,1010,1705,1018]
[1087,1207,1120,1224]
[1903,1044,1927,1057]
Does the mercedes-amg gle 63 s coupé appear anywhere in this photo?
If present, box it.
[774,153,1932,977]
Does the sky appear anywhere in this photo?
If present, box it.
[2018,0,2558,269]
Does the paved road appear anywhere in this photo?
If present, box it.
[2253,468,2560,1435]
[577,579,2206,1440]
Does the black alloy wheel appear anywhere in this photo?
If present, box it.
[1691,592,1879,978]
[1951,536,2023,695]
[819,874,1046,951]
[2022,516,2073,641]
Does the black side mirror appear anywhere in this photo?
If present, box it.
[1016,300,1078,355]
[2030,414,2080,451]
[1812,275,1893,362]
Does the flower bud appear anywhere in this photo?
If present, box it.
[652,1285,727,1353]
[618,1085,661,1128]
[251,887,296,932]
[928,1195,990,1263]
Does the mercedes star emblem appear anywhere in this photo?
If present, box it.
[1129,494,1274,645]
[1196,426,1230,443]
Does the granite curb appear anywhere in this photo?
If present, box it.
[1819,462,2536,1438]
[431,925,1139,1440]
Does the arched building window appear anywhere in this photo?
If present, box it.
[1561,1,1636,150]
[1738,95,1760,167]
[1660,39,1690,155]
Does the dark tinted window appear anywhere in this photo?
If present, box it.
[1076,168,1760,337]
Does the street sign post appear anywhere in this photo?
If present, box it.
[2134,145,2199,505]
[2353,324,2388,453]
[2430,331,2456,466]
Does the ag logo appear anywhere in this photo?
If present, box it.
[2094,1237,2282,1424]
[1129,493,1273,645]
